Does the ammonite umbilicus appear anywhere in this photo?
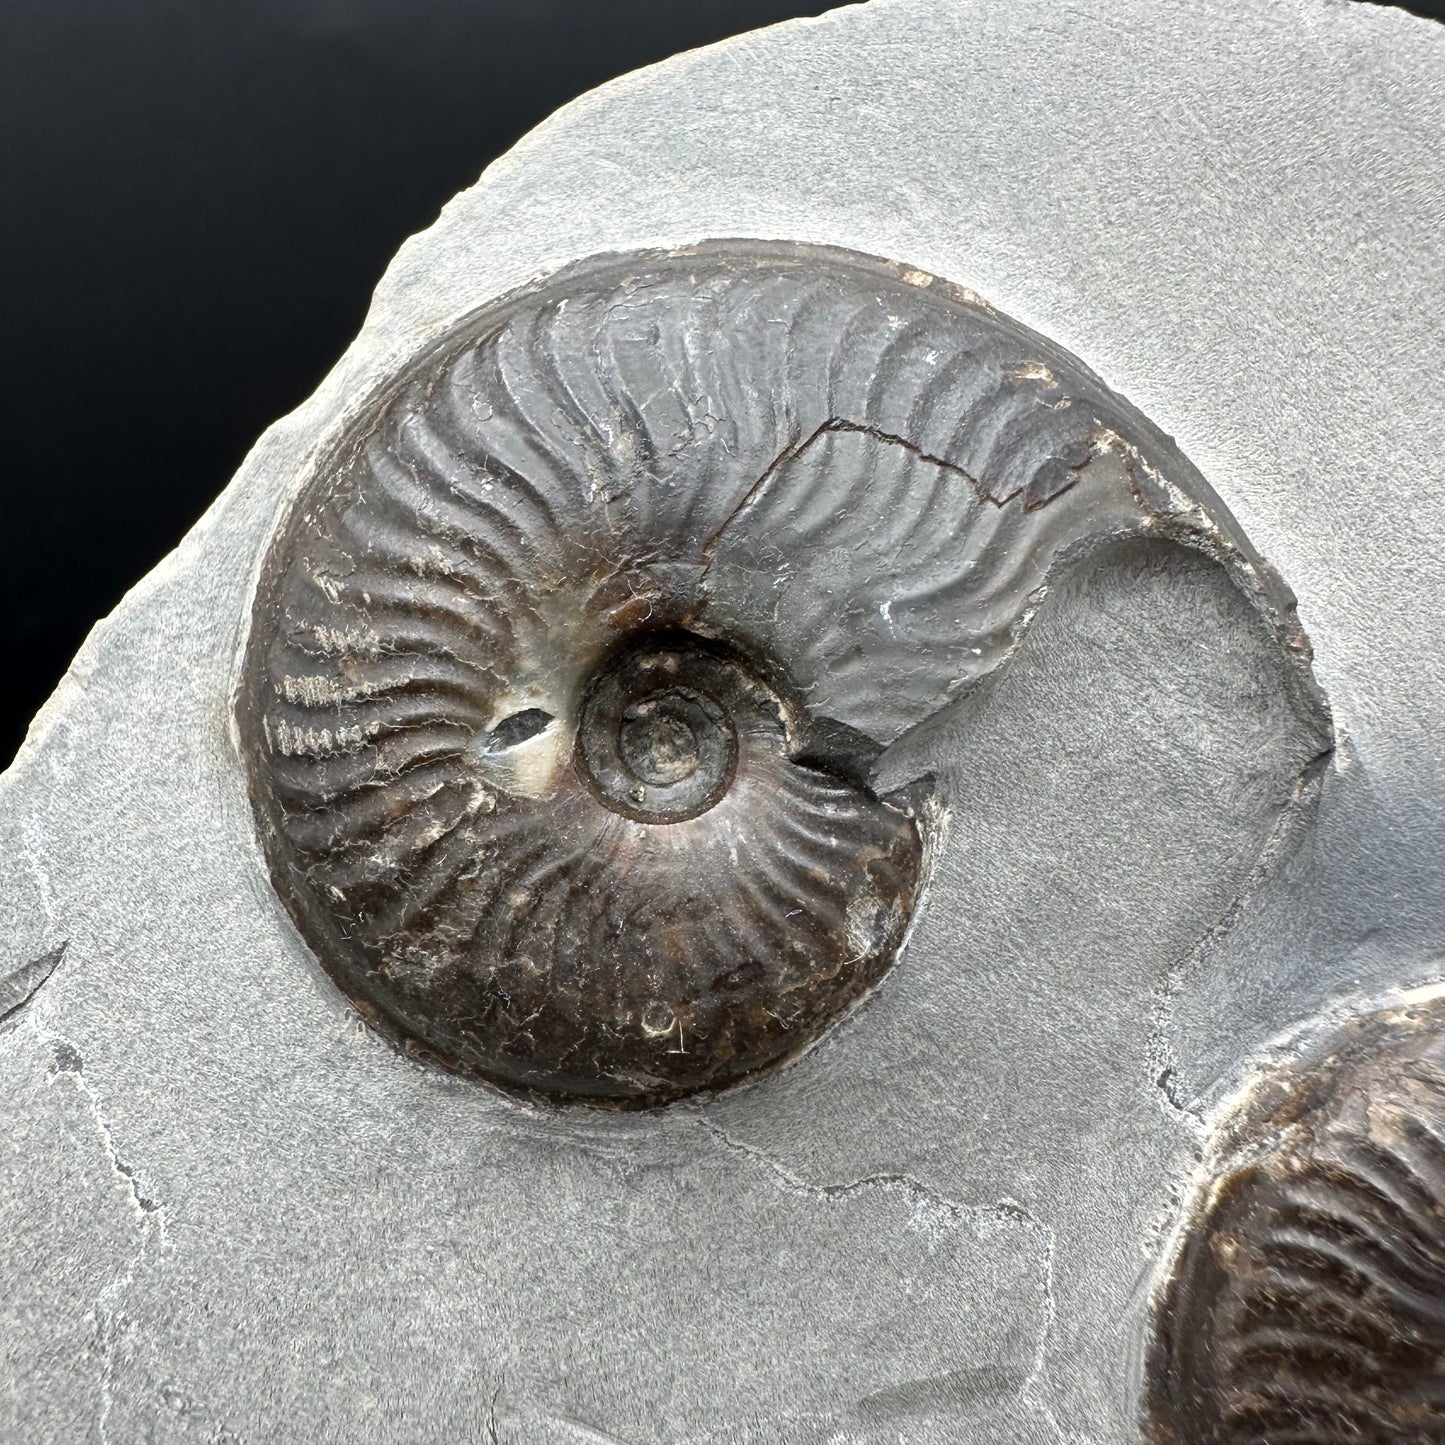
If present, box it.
[1147,999,1445,1444]
[239,241,1315,1106]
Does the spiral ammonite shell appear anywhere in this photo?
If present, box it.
[1147,1001,1445,1444]
[239,240,1312,1106]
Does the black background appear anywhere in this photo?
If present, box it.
[2,0,1442,765]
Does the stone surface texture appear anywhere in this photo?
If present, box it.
[1,1,1442,1441]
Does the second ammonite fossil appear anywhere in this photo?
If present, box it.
[238,241,1318,1106]
[1147,998,1445,1444]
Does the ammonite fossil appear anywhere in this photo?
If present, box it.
[1146,999,1445,1444]
[239,240,1315,1106]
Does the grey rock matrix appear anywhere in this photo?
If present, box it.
[2,2,1442,1442]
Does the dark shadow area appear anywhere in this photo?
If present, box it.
[0,0,826,765]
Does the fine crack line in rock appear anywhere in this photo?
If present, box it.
[1145,745,1333,1130]
[1015,1204,1065,1439]
[484,1376,503,1445]
[43,1031,167,1445]
[693,1110,979,1223]
[21,813,59,928]
[690,1113,1069,1429]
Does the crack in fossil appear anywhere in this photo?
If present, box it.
[694,415,1029,586]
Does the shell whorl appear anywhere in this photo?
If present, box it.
[1146,1002,1445,1444]
[240,241,1305,1105]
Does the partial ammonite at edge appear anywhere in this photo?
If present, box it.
[237,240,1320,1106]
[1147,999,1445,1444]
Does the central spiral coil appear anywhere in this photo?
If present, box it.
[576,637,745,824]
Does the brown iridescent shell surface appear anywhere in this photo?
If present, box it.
[239,241,1310,1106]
[1147,1000,1445,1444]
